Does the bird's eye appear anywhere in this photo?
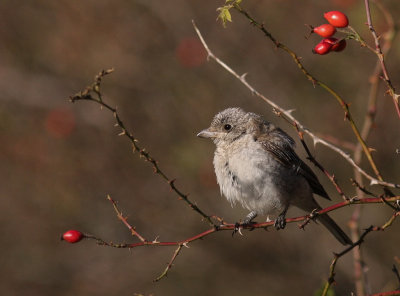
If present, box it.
[224,124,232,131]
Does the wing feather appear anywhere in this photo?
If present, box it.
[256,126,330,200]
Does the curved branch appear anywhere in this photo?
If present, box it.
[89,196,400,250]
[192,21,400,189]
[69,70,218,228]
[364,0,400,119]
[231,4,386,182]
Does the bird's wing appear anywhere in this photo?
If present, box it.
[257,129,330,200]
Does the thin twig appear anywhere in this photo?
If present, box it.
[392,264,400,289]
[192,21,400,189]
[322,225,373,296]
[364,0,400,119]
[350,3,397,292]
[85,203,399,285]
[86,195,399,279]
[69,70,218,228]
[85,196,400,250]
[294,123,348,200]
[322,207,400,296]
[315,133,357,152]
[107,195,146,242]
[231,4,386,182]
[349,208,368,296]
[275,110,348,200]
[154,244,184,282]
[351,178,379,198]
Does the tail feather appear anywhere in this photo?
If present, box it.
[317,213,352,245]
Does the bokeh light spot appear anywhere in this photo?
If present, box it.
[176,37,207,68]
[45,108,75,138]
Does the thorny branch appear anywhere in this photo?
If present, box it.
[274,110,349,201]
[69,69,218,229]
[84,195,400,281]
[69,70,400,283]
[107,195,146,242]
[195,7,399,293]
[192,21,399,189]
[352,2,397,293]
[230,4,387,183]
[321,225,374,296]
[321,208,400,296]
[65,1,398,291]
[154,244,184,282]
[364,0,400,119]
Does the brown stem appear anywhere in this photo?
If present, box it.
[364,0,400,119]
[349,205,366,296]
[322,208,399,296]
[89,196,400,250]
[275,111,348,200]
[352,2,397,292]
[154,244,183,282]
[232,4,386,182]
[69,70,218,228]
[192,21,400,189]
[107,195,146,242]
[87,195,399,280]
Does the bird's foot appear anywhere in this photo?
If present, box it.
[274,207,288,230]
[232,212,258,236]
[274,214,287,230]
[232,220,257,236]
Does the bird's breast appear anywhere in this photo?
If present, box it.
[213,139,287,215]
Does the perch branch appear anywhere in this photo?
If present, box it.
[87,196,400,250]
[84,196,399,279]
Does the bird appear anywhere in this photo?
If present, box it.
[197,107,352,245]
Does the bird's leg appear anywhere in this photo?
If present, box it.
[243,211,257,225]
[233,211,257,236]
[274,206,288,230]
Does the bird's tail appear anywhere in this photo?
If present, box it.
[317,213,353,245]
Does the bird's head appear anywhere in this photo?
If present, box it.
[197,107,257,145]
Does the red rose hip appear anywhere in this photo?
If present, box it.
[313,41,332,55]
[323,37,347,52]
[332,39,346,52]
[313,24,336,37]
[62,230,84,243]
[324,11,349,28]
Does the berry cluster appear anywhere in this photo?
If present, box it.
[310,11,349,55]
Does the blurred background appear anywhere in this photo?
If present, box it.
[0,0,399,295]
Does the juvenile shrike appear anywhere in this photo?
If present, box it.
[197,107,352,245]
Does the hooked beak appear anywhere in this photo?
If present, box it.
[197,128,219,139]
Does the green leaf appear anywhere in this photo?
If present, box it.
[216,6,232,27]
[224,8,232,22]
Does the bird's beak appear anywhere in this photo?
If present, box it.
[197,128,219,139]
